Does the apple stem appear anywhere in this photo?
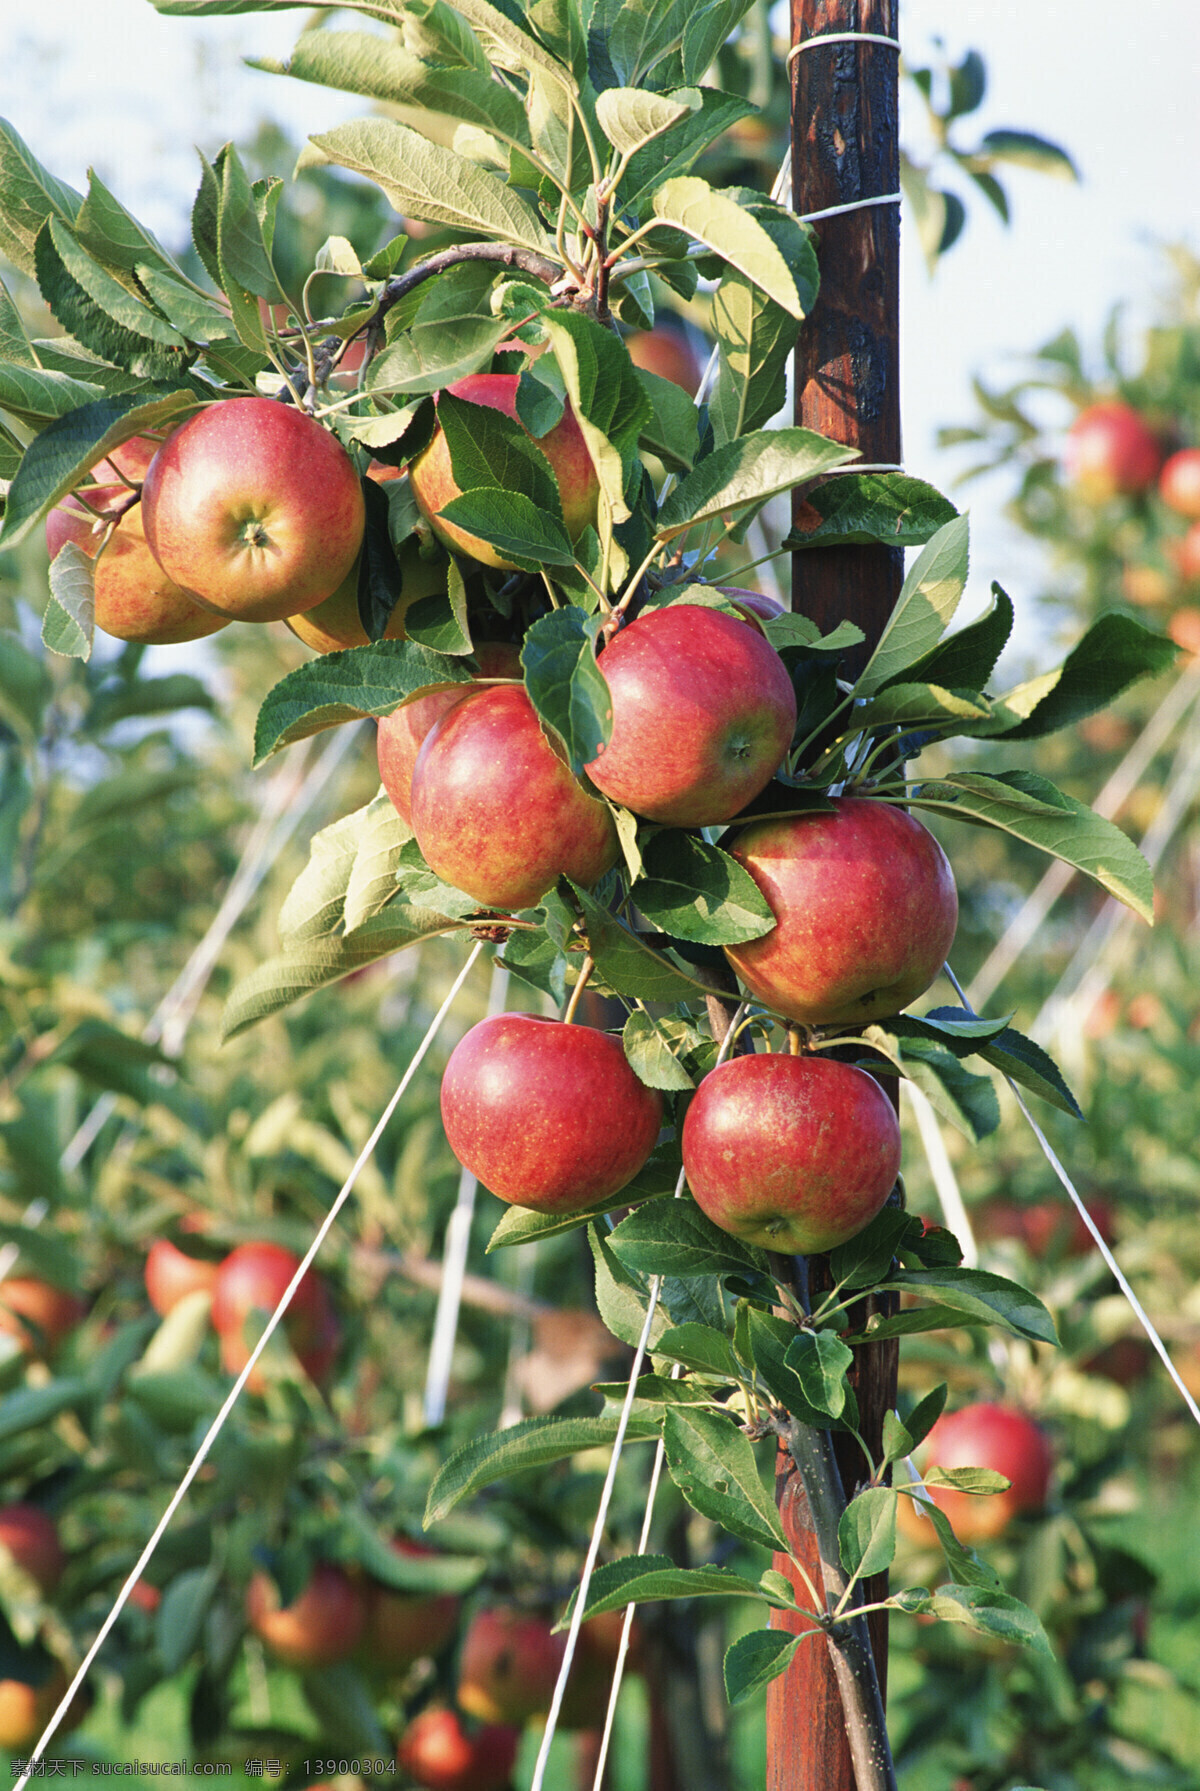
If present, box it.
[561,956,595,1025]
[777,1416,899,1791]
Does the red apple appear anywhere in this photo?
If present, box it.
[681,1053,900,1254]
[440,1015,662,1213]
[584,605,796,826]
[144,1238,220,1317]
[360,1540,460,1672]
[0,1505,64,1596]
[723,798,958,1025]
[1064,401,1160,501]
[94,434,160,484]
[397,1707,519,1791]
[1159,447,1200,518]
[286,516,450,654]
[0,1278,85,1358]
[906,1402,1053,1543]
[409,373,599,569]
[245,1562,366,1668]
[211,1242,337,1391]
[457,1606,564,1724]
[410,685,619,910]
[141,397,365,622]
[46,486,231,646]
[377,642,522,824]
[624,327,702,395]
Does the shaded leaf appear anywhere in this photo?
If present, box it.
[785,474,957,551]
[657,428,856,540]
[633,832,774,947]
[425,1415,659,1525]
[854,515,970,697]
[253,642,472,762]
[662,1406,787,1552]
[724,1628,807,1705]
[562,1554,784,1627]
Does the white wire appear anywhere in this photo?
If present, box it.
[901,1081,978,1269]
[529,1006,748,1791]
[423,960,510,1426]
[13,940,485,1789]
[942,966,1200,1435]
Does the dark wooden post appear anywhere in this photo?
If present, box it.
[766,5,902,1789]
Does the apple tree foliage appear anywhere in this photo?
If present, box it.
[0,0,1176,1760]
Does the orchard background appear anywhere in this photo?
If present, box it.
[0,4,1195,1791]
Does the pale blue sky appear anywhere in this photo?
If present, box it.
[2,1,1197,654]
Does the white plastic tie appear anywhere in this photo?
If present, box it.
[787,33,902,73]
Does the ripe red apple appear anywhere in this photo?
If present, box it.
[681,1053,900,1254]
[211,1242,337,1391]
[1159,447,1200,518]
[141,397,365,622]
[0,1505,65,1595]
[287,519,450,654]
[410,685,619,910]
[377,641,522,824]
[46,486,231,645]
[723,798,958,1025]
[457,1606,564,1724]
[440,1015,662,1213]
[976,1195,1115,1258]
[245,1562,366,1668]
[624,326,702,395]
[0,1278,85,1358]
[584,605,796,826]
[1064,401,1160,501]
[904,1402,1053,1543]
[409,373,599,569]
[360,1540,460,1672]
[144,1238,220,1317]
[397,1707,519,1791]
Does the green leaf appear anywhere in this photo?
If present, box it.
[741,1309,858,1431]
[34,218,193,381]
[0,362,105,430]
[0,274,40,366]
[73,170,181,280]
[979,129,1077,181]
[562,1554,784,1626]
[395,837,481,919]
[568,879,712,1002]
[899,1495,1001,1589]
[838,1488,898,1579]
[654,1323,740,1379]
[220,905,469,1039]
[827,1207,915,1291]
[854,515,971,697]
[785,474,958,551]
[590,1222,672,1351]
[269,29,531,145]
[344,791,413,934]
[930,1583,1054,1655]
[215,141,285,311]
[0,117,83,279]
[782,1331,854,1421]
[849,682,992,734]
[709,271,795,448]
[540,310,652,540]
[657,428,856,541]
[597,87,698,157]
[907,770,1154,922]
[862,1024,1000,1143]
[621,1011,696,1093]
[897,581,1013,694]
[424,1415,658,1525]
[925,1466,1011,1495]
[43,541,95,661]
[651,179,804,318]
[662,1406,787,1553]
[0,1378,89,1444]
[486,1195,629,1251]
[157,1566,219,1675]
[300,118,551,254]
[252,641,473,763]
[0,391,196,549]
[723,1629,806,1705]
[278,807,360,944]
[368,318,509,400]
[519,608,612,774]
[981,613,1178,741]
[135,263,239,344]
[635,367,700,473]
[975,1025,1083,1120]
[903,1384,949,1452]
[623,89,756,216]
[880,1267,1058,1347]
[633,833,774,947]
[438,490,579,571]
[607,1196,766,1280]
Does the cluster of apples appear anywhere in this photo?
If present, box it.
[437,794,957,1255]
[1065,401,1200,603]
[145,1235,338,1391]
[46,396,370,647]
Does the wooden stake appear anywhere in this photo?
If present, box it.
[767,5,902,1788]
